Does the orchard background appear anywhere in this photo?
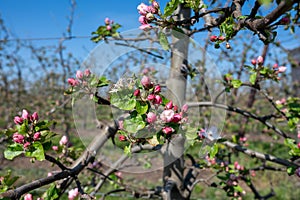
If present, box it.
[0,0,300,199]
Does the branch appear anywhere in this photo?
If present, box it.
[187,101,289,138]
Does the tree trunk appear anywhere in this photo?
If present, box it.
[163,3,191,200]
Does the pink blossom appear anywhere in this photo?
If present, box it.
[24,193,33,200]
[257,56,264,64]
[173,105,178,112]
[147,94,155,101]
[181,104,188,112]
[280,98,286,104]
[52,146,58,151]
[278,66,287,73]
[33,132,41,140]
[76,70,83,79]
[31,112,39,122]
[172,113,182,123]
[209,35,217,42]
[105,17,110,25]
[13,133,24,144]
[119,135,126,141]
[48,172,53,177]
[139,15,147,25]
[84,69,91,77]
[133,89,140,97]
[154,85,161,94]
[275,100,282,105]
[160,109,174,123]
[137,3,149,15]
[218,35,225,41]
[162,126,174,135]
[14,116,23,125]
[23,142,31,148]
[115,171,122,178]
[106,25,112,31]
[147,112,157,123]
[273,63,278,69]
[141,76,151,88]
[118,120,124,130]
[22,109,30,120]
[152,1,159,9]
[59,135,68,146]
[68,78,79,86]
[153,95,162,105]
[165,101,173,109]
[147,6,157,14]
[139,24,152,31]
[251,59,256,65]
[68,188,79,200]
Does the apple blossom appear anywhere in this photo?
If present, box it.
[22,109,29,120]
[146,13,155,21]
[13,133,24,144]
[273,63,278,69]
[218,35,225,41]
[105,17,110,25]
[106,25,112,31]
[251,59,256,65]
[68,188,79,200]
[172,113,182,123]
[137,3,149,15]
[59,135,68,146]
[84,69,91,77]
[160,109,174,123]
[24,193,33,200]
[147,112,157,123]
[295,168,300,177]
[68,78,79,86]
[257,56,264,64]
[154,85,161,93]
[278,66,287,73]
[119,135,126,141]
[31,112,39,121]
[139,24,152,31]
[133,89,140,96]
[152,1,159,9]
[210,35,218,42]
[52,146,59,151]
[162,126,174,135]
[181,104,188,112]
[147,94,155,101]
[139,15,147,25]
[23,142,31,148]
[141,76,151,88]
[76,70,83,79]
[33,132,41,140]
[14,116,23,125]
[165,101,173,109]
[153,95,162,105]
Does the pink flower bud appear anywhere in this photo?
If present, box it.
[59,135,68,146]
[14,116,23,125]
[160,109,174,123]
[139,15,147,25]
[105,17,110,25]
[251,59,256,65]
[218,35,225,41]
[68,188,79,200]
[133,89,140,97]
[119,135,126,141]
[67,78,79,86]
[141,76,151,88]
[106,25,112,31]
[162,126,174,135]
[52,146,58,151]
[147,94,155,101]
[181,104,188,112]
[210,35,218,42]
[76,70,83,79]
[278,66,287,73]
[147,112,157,123]
[137,3,149,15]
[165,101,173,109]
[173,105,178,112]
[147,6,157,14]
[33,132,41,140]
[84,69,91,77]
[152,1,159,9]
[31,112,38,122]
[273,63,278,69]
[172,113,182,123]
[298,143,300,149]
[153,95,162,105]
[23,141,31,148]
[154,85,161,94]
[139,24,152,31]
[24,193,33,200]
[257,56,264,64]
[48,172,53,177]
[22,109,29,120]
[13,133,24,144]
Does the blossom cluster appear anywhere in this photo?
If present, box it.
[137,1,159,30]
[67,69,91,87]
[12,109,41,148]
[104,17,114,31]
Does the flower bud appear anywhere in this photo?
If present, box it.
[68,188,79,200]
[59,135,68,146]
[139,15,147,25]
[154,85,161,94]
[152,1,159,9]
[257,56,264,65]
[22,109,29,120]
[133,89,140,97]
[147,94,155,101]
[160,109,174,123]
[141,76,151,88]
[273,63,278,69]
[137,3,148,15]
[165,101,173,109]
[172,113,182,123]
[146,12,155,21]
[153,95,162,105]
[31,112,38,122]
[119,135,126,141]
[33,132,41,140]
[162,126,174,135]
[24,193,33,200]
[139,24,152,31]
[14,116,23,125]
[67,78,79,86]
[104,17,110,25]
[13,133,24,144]
[106,25,112,31]
[210,35,218,42]
[251,59,256,65]
[52,146,58,151]
[76,70,83,79]
[280,17,290,24]
[218,35,225,41]
[147,112,157,123]
[181,104,188,112]
[84,69,91,77]
[23,141,31,148]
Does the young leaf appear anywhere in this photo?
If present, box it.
[159,31,170,51]
[4,143,24,160]
[231,79,242,88]
[136,101,149,114]
[249,73,257,85]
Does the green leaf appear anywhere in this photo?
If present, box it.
[4,143,24,160]
[136,101,149,114]
[110,90,136,110]
[25,142,45,161]
[97,76,110,87]
[159,31,170,51]
[231,79,242,88]
[163,0,180,17]
[209,143,219,158]
[123,114,146,134]
[45,184,59,200]
[124,144,131,156]
[287,166,296,176]
[16,123,28,135]
[249,73,257,85]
